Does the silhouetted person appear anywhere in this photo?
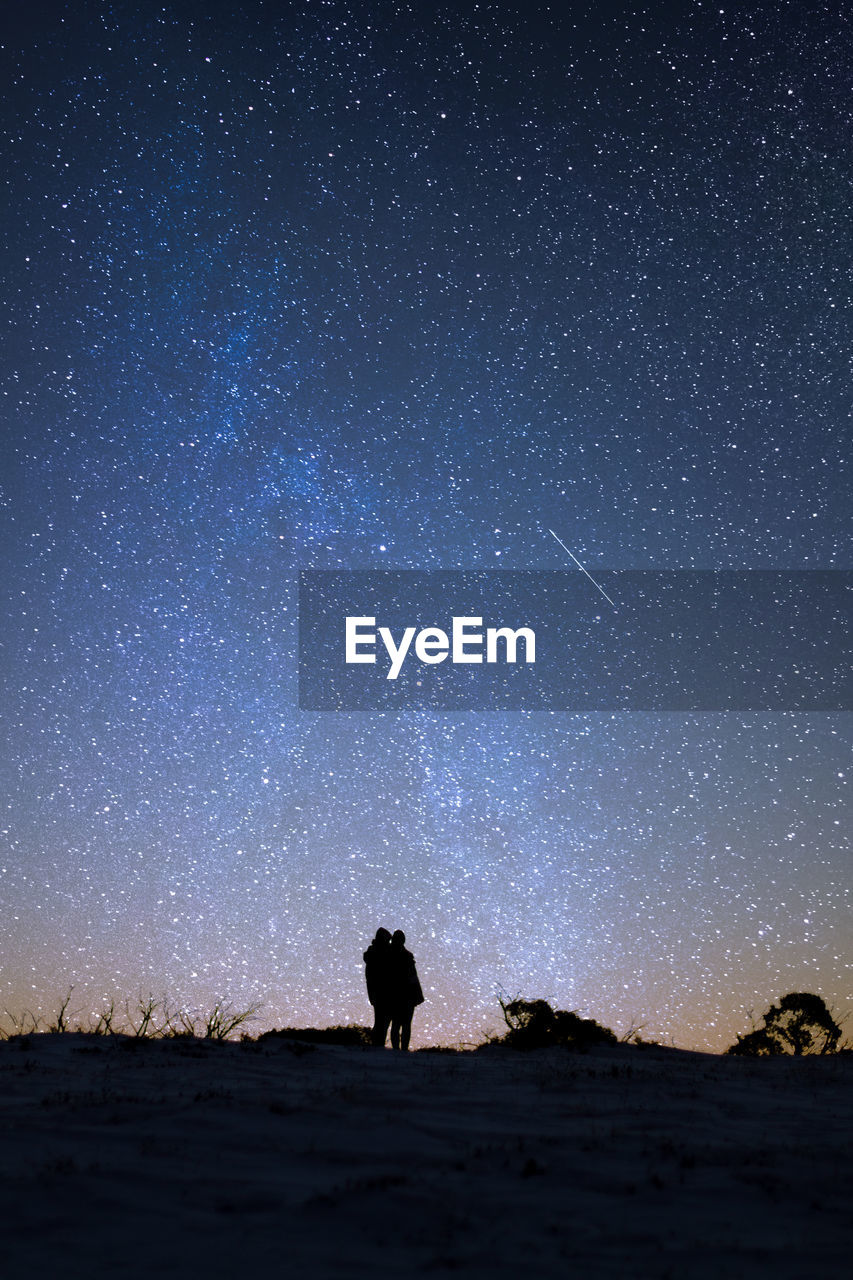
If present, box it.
[388,929,424,1051]
[363,927,393,1046]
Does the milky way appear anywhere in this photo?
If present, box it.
[1,1,850,1048]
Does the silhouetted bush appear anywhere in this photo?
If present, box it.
[259,1024,373,1047]
[486,998,617,1050]
[1,992,261,1043]
[727,992,842,1056]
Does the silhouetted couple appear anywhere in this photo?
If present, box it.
[363,928,424,1050]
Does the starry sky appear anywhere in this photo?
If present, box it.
[1,0,850,1050]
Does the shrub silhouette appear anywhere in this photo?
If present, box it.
[259,1024,372,1047]
[1,992,261,1043]
[727,992,841,1056]
[492,998,617,1050]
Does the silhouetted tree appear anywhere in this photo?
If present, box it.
[727,992,841,1056]
[494,998,617,1050]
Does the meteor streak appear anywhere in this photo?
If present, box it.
[548,529,617,608]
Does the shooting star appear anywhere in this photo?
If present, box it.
[548,529,617,608]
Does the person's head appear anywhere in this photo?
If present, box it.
[391,929,406,947]
[374,927,392,944]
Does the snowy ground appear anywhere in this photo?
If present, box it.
[0,1033,850,1278]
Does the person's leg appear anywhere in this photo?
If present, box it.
[390,1014,401,1050]
[400,1008,413,1051]
[372,1005,391,1046]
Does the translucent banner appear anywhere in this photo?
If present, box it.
[298,571,852,711]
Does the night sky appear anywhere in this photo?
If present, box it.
[1,0,850,1049]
